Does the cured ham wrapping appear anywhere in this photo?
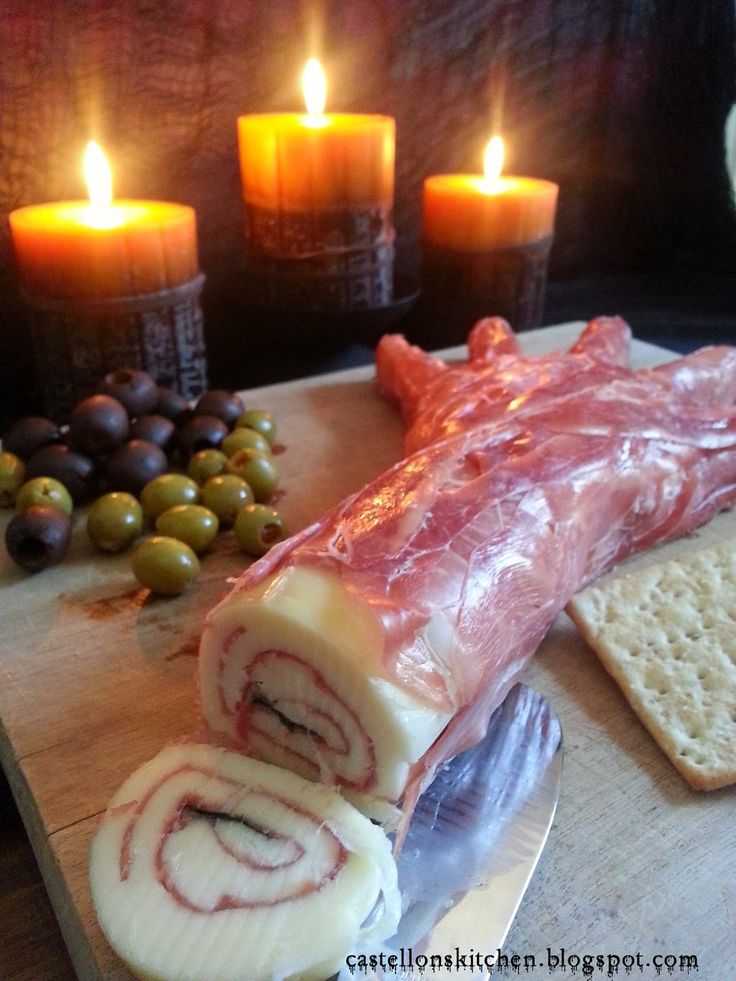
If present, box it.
[89,743,399,981]
[199,316,736,818]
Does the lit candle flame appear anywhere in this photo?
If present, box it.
[84,141,113,210]
[82,141,122,228]
[302,58,328,125]
[483,135,505,189]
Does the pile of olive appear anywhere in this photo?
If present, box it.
[1,369,288,593]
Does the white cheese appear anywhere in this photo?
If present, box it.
[89,743,400,981]
[200,567,452,805]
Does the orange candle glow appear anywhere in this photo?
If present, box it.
[9,142,198,301]
[423,136,558,252]
[238,59,395,214]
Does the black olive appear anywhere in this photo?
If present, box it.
[25,445,97,503]
[155,387,192,425]
[69,395,129,457]
[177,415,229,459]
[194,390,245,428]
[106,440,168,495]
[5,505,72,572]
[98,368,158,417]
[3,416,62,461]
[129,414,176,452]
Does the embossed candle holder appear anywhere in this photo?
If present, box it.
[243,203,394,312]
[418,236,552,347]
[22,273,207,420]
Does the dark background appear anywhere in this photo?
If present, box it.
[1,0,735,427]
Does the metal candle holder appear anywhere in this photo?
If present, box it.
[23,273,207,420]
[243,203,394,312]
[418,236,553,347]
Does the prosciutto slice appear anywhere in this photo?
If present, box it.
[199,317,736,820]
[89,743,399,981]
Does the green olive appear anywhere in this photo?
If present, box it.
[155,504,219,554]
[201,474,254,526]
[15,476,73,515]
[226,449,279,502]
[131,536,200,595]
[140,473,200,521]
[236,409,277,445]
[234,504,288,557]
[187,448,229,486]
[221,427,271,458]
[0,451,26,507]
[87,492,143,553]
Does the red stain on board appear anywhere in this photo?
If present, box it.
[64,588,148,620]
[165,637,200,661]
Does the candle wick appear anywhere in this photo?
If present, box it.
[83,204,122,229]
[481,176,503,195]
[301,113,330,130]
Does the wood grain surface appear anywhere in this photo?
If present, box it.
[1,322,734,980]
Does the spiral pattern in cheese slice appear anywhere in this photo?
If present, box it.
[199,566,453,812]
[89,743,400,981]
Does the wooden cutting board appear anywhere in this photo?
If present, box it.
[1,322,734,980]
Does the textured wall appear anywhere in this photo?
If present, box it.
[0,0,734,421]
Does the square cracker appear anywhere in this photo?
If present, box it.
[567,542,736,791]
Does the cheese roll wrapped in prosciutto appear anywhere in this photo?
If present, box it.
[200,317,736,820]
[200,564,454,812]
[89,743,399,981]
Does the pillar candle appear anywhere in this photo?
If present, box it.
[9,143,198,301]
[237,60,396,311]
[423,138,557,252]
[419,137,558,341]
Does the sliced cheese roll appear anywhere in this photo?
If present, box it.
[89,743,400,981]
[200,566,453,811]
